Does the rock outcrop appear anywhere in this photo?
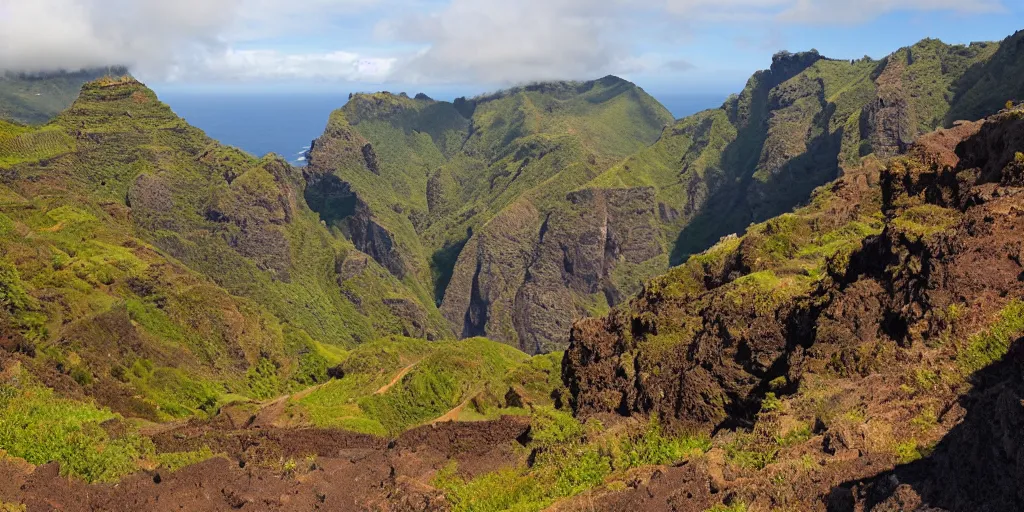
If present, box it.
[565,110,1023,429]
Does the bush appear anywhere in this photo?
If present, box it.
[0,382,151,482]
[529,407,585,448]
[616,418,711,469]
[247,357,282,400]
[0,260,31,312]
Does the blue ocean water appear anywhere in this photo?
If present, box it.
[157,91,351,165]
[657,94,728,119]
[155,91,727,165]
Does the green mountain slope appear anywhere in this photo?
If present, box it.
[304,35,1024,355]
[305,77,673,352]
[560,102,1024,511]
[0,77,451,427]
[441,37,1024,354]
[0,68,127,125]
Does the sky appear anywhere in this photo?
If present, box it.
[1,0,1023,97]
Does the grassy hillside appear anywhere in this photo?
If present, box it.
[306,77,674,352]
[0,77,459,431]
[285,336,564,435]
[303,37,1024,355]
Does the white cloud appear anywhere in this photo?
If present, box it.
[665,0,1004,23]
[178,48,395,81]
[379,0,663,84]
[778,0,1004,23]
[0,0,1010,84]
[0,0,383,80]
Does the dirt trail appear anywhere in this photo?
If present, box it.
[430,394,477,425]
[290,380,332,401]
[374,361,419,395]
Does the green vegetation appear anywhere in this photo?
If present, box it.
[294,337,562,435]
[704,503,749,512]
[434,410,711,512]
[308,77,674,350]
[891,204,960,240]
[957,300,1024,375]
[0,76,461,431]
[0,376,150,483]
[616,418,712,468]
[154,447,220,472]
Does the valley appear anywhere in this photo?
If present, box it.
[1,28,1024,512]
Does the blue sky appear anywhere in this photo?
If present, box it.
[2,0,1022,98]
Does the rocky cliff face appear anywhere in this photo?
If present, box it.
[299,35,1024,355]
[562,107,1024,509]
[305,77,674,352]
[441,187,663,354]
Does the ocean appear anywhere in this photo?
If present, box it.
[156,91,727,165]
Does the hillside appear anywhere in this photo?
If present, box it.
[305,76,674,353]
[561,105,1024,510]
[2,78,1023,512]
[2,29,1024,512]
[0,68,127,125]
[0,76,459,429]
[307,32,1024,355]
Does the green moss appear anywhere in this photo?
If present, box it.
[891,204,959,240]
[154,446,219,472]
[957,300,1024,375]
[894,440,926,464]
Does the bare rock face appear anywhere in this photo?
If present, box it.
[860,54,917,158]
[441,187,664,354]
[346,205,407,280]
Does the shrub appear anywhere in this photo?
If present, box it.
[616,418,711,469]
[0,260,31,312]
[0,382,151,482]
[247,357,281,400]
[529,407,585,448]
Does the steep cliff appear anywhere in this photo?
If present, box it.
[562,105,1024,510]
[305,77,674,352]
[308,35,1024,355]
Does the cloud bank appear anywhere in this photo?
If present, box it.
[0,0,1008,84]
